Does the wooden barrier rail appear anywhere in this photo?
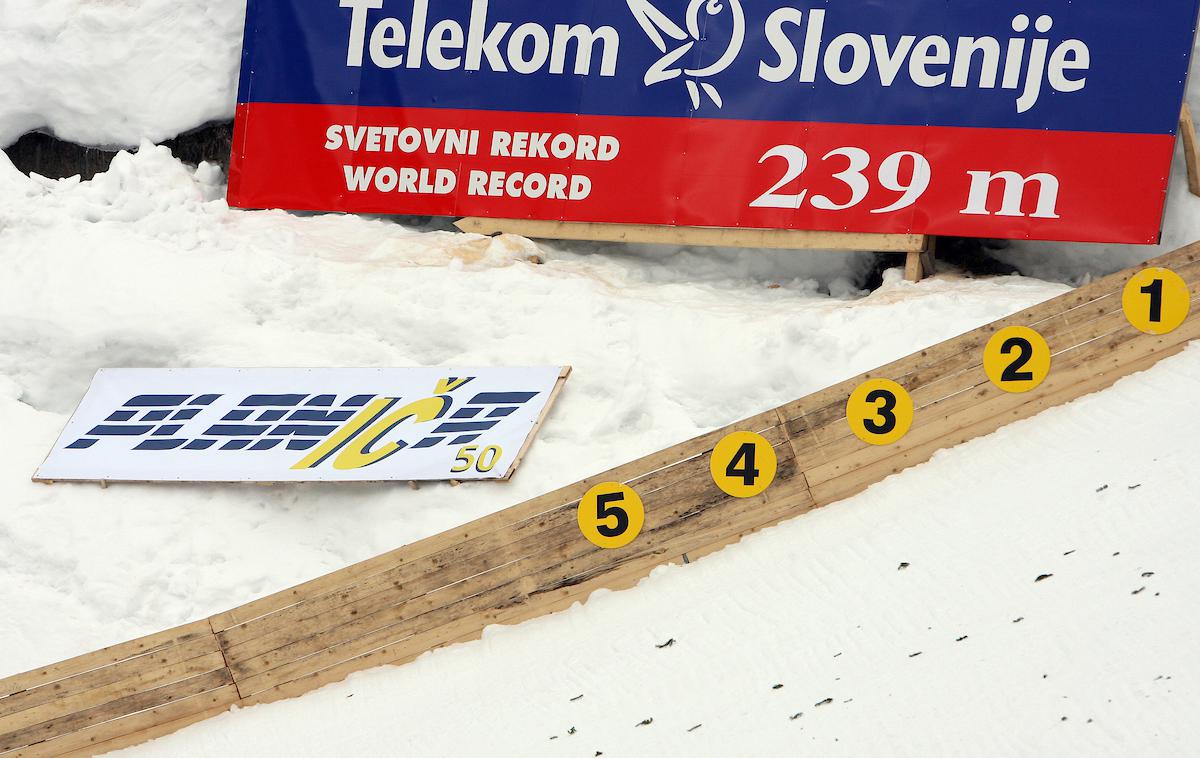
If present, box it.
[3,242,1199,756]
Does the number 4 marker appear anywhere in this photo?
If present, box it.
[710,431,778,498]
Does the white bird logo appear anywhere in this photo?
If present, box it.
[626,0,746,110]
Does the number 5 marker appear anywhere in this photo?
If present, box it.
[578,482,645,549]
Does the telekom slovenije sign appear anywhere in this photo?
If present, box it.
[229,1,1200,244]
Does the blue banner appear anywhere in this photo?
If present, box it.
[238,0,1200,134]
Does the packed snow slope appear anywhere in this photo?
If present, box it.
[128,343,1200,758]
[0,138,1197,755]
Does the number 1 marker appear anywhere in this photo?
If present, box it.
[1123,268,1190,335]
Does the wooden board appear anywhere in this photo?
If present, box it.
[454,217,928,253]
[231,444,797,669]
[208,408,785,632]
[3,241,1199,755]
[0,623,233,758]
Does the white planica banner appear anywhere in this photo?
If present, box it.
[35,367,570,483]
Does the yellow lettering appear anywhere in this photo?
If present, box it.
[332,396,450,470]
[434,377,473,394]
[291,397,396,470]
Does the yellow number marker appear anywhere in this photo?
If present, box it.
[984,326,1052,393]
[1123,268,1190,335]
[710,431,777,498]
[847,379,913,446]
[578,482,644,549]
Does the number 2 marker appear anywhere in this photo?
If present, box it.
[984,326,1051,393]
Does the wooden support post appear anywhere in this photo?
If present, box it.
[904,236,938,283]
[904,250,924,283]
[1180,104,1200,198]
[920,236,938,279]
[457,218,934,281]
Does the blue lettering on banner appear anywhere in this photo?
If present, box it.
[66,383,542,471]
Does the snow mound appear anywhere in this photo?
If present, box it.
[0,143,1066,673]
[0,0,246,148]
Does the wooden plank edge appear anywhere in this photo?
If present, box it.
[778,246,1200,445]
[809,329,1198,507]
[0,638,223,722]
[0,651,228,736]
[453,218,927,253]
[0,622,214,702]
[0,670,233,755]
[2,687,238,758]
[227,453,806,687]
[239,486,817,705]
[216,428,792,657]
[210,408,786,632]
[58,704,232,758]
[501,366,571,481]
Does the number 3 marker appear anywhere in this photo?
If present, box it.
[578,483,644,549]
[1123,268,1191,335]
[710,431,777,498]
[847,379,914,446]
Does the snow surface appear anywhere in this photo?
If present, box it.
[0,139,1197,756]
[0,142,1065,675]
[0,0,245,148]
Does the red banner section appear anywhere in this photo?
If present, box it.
[229,103,1174,244]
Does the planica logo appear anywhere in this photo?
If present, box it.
[64,378,541,472]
